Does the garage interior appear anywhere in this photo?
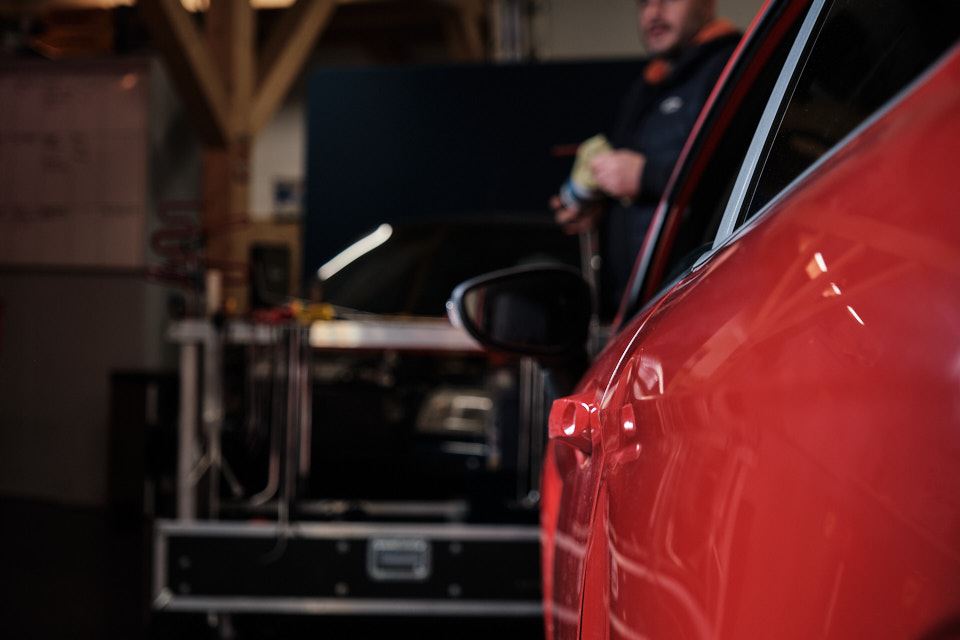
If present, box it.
[0,1,762,638]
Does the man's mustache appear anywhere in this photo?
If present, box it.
[645,21,672,33]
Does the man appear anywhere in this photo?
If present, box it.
[552,0,740,312]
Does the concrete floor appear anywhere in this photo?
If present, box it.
[0,497,147,639]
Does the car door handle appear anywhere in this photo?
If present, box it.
[548,395,598,455]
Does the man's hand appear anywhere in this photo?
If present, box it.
[550,196,604,235]
[590,150,646,201]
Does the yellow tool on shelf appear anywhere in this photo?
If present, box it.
[289,300,336,323]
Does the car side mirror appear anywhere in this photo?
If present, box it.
[448,265,593,360]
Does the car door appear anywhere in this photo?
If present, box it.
[588,0,960,637]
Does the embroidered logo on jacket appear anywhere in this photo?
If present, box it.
[660,96,684,115]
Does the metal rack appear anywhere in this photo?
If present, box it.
[156,317,545,618]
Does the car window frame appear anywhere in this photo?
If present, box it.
[700,0,960,266]
[706,0,829,249]
[612,0,820,330]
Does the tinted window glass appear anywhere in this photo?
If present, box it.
[412,223,580,316]
[320,225,439,315]
[657,31,795,285]
[744,0,960,219]
[321,221,579,316]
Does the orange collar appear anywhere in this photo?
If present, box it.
[643,18,738,85]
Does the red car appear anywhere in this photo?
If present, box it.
[450,0,960,637]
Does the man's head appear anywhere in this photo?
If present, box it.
[637,0,716,57]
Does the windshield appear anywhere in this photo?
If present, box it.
[319,219,581,317]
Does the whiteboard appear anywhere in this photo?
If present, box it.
[0,61,148,269]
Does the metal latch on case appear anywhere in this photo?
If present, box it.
[366,538,432,582]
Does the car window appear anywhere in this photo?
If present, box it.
[655,17,799,285]
[321,221,580,317]
[320,224,440,315]
[411,223,580,316]
[740,0,960,222]
[618,1,810,323]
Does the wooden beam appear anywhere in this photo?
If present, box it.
[458,8,484,61]
[251,0,336,135]
[464,0,488,59]
[234,1,256,110]
[202,0,257,313]
[443,0,486,62]
[205,0,255,137]
[139,0,231,145]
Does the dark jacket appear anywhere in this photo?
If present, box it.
[602,30,741,314]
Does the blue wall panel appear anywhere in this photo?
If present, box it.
[304,60,645,280]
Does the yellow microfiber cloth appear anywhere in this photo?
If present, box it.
[560,134,613,210]
[571,134,612,190]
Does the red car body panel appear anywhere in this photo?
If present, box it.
[544,19,960,640]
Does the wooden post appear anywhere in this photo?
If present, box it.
[142,0,338,314]
[202,0,255,313]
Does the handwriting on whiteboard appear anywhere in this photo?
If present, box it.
[0,63,148,269]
